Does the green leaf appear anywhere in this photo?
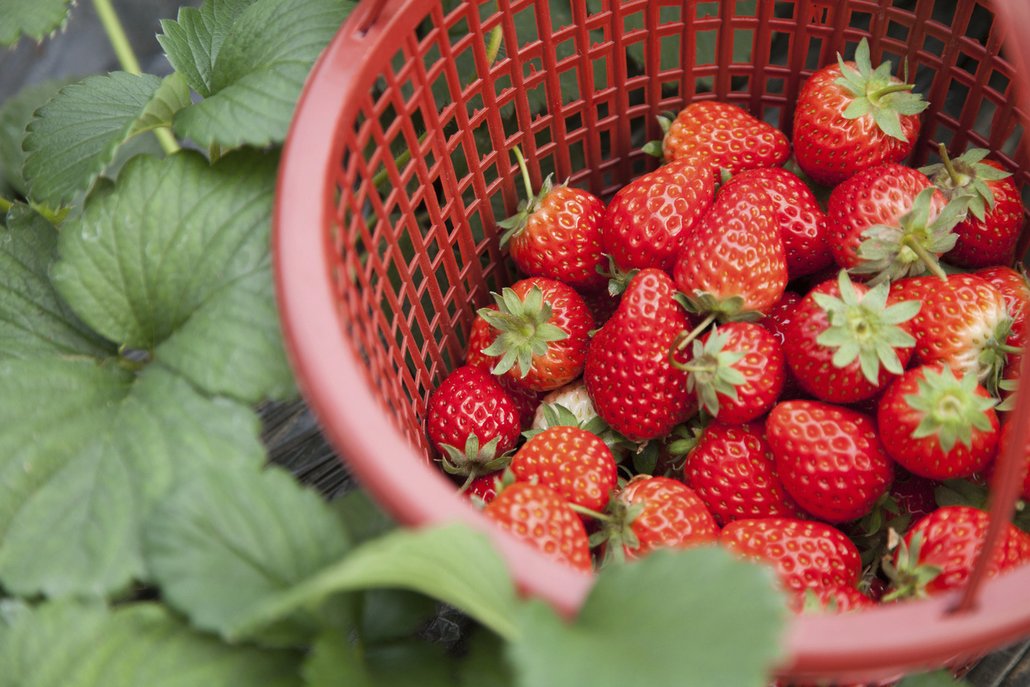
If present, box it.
[303,630,455,687]
[0,0,72,45]
[158,0,259,98]
[236,524,520,642]
[156,265,296,402]
[897,671,971,686]
[128,72,193,136]
[52,151,291,402]
[144,462,350,644]
[458,629,515,687]
[0,78,75,195]
[508,547,787,687]
[0,359,264,597]
[22,72,187,207]
[172,0,355,149]
[0,205,113,360]
[0,600,108,687]
[332,488,397,544]
[5,603,303,687]
[359,589,439,644]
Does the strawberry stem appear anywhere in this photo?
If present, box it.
[456,471,479,493]
[937,142,963,187]
[668,313,717,370]
[903,237,948,279]
[568,503,613,522]
[511,146,536,201]
[869,82,916,101]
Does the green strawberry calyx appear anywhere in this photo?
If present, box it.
[679,325,747,417]
[439,434,513,491]
[478,285,569,378]
[853,187,966,285]
[919,144,1012,222]
[834,38,929,142]
[903,366,997,453]
[642,111,678,159]
[812,270,920,384]
[881,531,942,601]
[589,495,647,567]
[497,146,558,249]
[596,253,639,298]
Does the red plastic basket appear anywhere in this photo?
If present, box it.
[274,0,1030,682]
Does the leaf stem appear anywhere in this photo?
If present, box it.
[0,197,12,214]
[93,0,181,156]
[668,312,717,370]
[511,146,535,200]
[869,82,915,100]
[937,142,963,187]
[904,237,947,279]
[568,503,612,523]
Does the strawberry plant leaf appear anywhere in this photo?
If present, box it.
[332,488,397,544]
[234,524,520,643]
[458,629,515,687]
[508,547,787,687]
[3,602,303,687]
[52,150,292,403]
[0,78,76,195]
[22,72,189,207]
[358,589,439,644]
[0,205,113,360]
[158,0,259,98]
[170,0,355,149]
[0,360,264,598]
[0,600,109,687]
[144,462,350,645]
[0,0,73,45]
[304,629,455,687]
[128,72,193,137]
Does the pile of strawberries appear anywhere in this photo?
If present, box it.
[424,39,1030,612]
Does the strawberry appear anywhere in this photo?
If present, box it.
[426,365,520,484]
[783,270,919,404]
[893,272,1016,396]
[602,158,716,272]
[886,505,1027,598]
[499,147,607,291]
[921,146,1024,268]
[977,266,1030,412]
[878,364,999,480]
[673,177,788,325]
[474,277,594,392]
[483,481,592,571]
[826,164,961,283]
[650,101,789,177]
[762,291,802,346]
[793,38,928,186]
[509,426,618,513]
[766,400,893,523]
[720,518,862,596]
[721,167,832,279]
[466,314,543,427]
[800,584,876,614]
[531,381,599,432]
[679,322,785,423]
[465,471,502,504]
[584,269,694,442]
[603,475,719,560]
[683,422,801,525]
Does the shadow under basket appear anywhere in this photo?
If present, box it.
[274,0,1030,682]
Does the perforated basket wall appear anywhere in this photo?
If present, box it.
[275,0,1030,681]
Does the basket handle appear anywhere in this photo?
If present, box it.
[355,0,390,34]
[952,0,1030,614]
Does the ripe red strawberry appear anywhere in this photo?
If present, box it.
[426,365,520,483]
[652,101,789,177]
[921,146,1024,268]
[893,272,1016,396]
[762,290,804,399]
[766,400,893,523]
[978,266,1030,412]
[826,164,959,283]
[680,322,785,423]
[483,481,592,571]
[721,167,832,279]
[783,271,919,404]
[720,518,862,596]
[604,476,719,560]
[465,471,502,504]
[793,38,927,186]
[474,277,594,392]
[683,422,801,525]
[466,314,542,428]
[602,158,716,272]
[673,178,788,322]
[878,364,999,480]
[800,584,876,614]
[499,148,607,292]
[509,426,617,513]
[584,269,694,442]
[886,505,1027,598]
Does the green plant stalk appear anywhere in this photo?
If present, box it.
[92,0,181,156]
[0,197,12,213]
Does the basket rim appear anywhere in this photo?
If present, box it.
[273,0,1030,679]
